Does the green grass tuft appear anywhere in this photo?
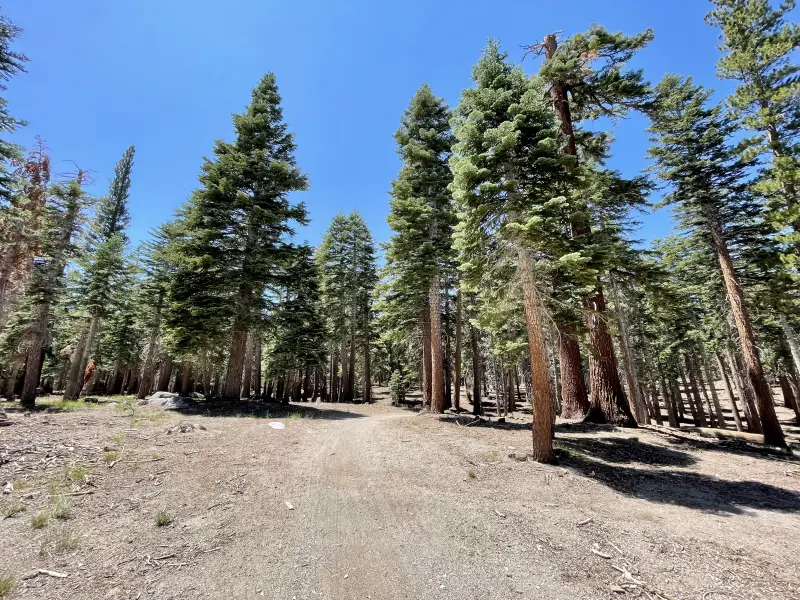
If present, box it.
[50,495,73,520]
[0,574,16,597]
[467,470,477,479]
[103,450,120,464]
[30,512,49,529]
[2,501,26,518]
[40,528,80,554]
[154,509,174,527]
[66,463,89,484]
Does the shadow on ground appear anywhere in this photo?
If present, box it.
[179,400,368,421]
[556,436,800,514]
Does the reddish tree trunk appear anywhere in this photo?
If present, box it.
[422,297,432,407]
[430,277,446,413]
[558,325,589,419]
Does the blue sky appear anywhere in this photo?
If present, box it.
[8,0,735,251]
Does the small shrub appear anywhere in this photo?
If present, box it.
[390,369,406,405]
[66,464,89,484]
[50,495,73,520]
[287,412,302,421]
[2,501,25,518]
[103,451,120,464]
[108,433,124,443]
[0,574,16,597]
[154,510,174,527]
[40,528,80,554]
[30,512,49,529]
[467,470,477,479]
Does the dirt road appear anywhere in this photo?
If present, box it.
[2,398,800,599]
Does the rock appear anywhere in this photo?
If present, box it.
[83,397,100,403]
[269,422,286,430]
[145,393,200,411]
[136,399,148,406]
[3,480,12,494]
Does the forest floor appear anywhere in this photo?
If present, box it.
[1,391,800,600]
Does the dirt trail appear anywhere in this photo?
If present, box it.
[3,398,800,599]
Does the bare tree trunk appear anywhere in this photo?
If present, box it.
[715,350,743,432]
[430,277,445,413]
[690,353,716,427]
[422,297,432,408]
[64,320,91,400]
[348,335,356,402]
[157,355,173,392]
[253,336,262,399]
[701,354,726,429]
[610,274,649,424]
[223,315,248,400]
[558,325,589,419]
[682,356,708,427]
[658,366,679,427]
[780,315,800,380]
[180,362,193,396]
[779,374,800,422]
[728,349,763,434]
[470,320,482,417]
[706,208,784,446]
[583,287,637,426]
[362,334,371,403]
[454,288,462,413]
[517,248,555,463]
[678,367,697,425]
[241,331,254,399]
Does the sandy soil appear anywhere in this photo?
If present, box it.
[1,392,799,600]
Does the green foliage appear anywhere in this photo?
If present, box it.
[707,0,800,269]
[0,10,27,200]
[154,509,174,527]
[167,73,308,359]
[0,573,15,597]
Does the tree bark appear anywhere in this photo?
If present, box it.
[242,331,254,399]
[689,353,715,427]
[180,362,193,396]
[362,331,371,403]
[780,315,800,380]
[583,287,637,426]
[705,207,784,446]
[715,350,743,432]
[778,374,800,422]
[157,355,173,392]
[454,288,462,412]
[727,349,762,433]
[658,366,679,427]
[430,277,446,413]
[470,320,482,417]
[609,274,648,424]
[682,355,708,427]
[558,325,590,419]
[701,354,726,429]
[253,336,262,399]
[517,248,555,463]
[421,297,432,408]
[223,310,249,401]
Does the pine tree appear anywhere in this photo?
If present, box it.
[386,83,454,413]
[706,0,800,272]
[525,25,653,426]
[648,74,786,447]
[451,41,580,462]
[317,212,377,402]
[12,178,89,405]
[0,10,26,202]
[168,74,308,400]
[64,146,135,399]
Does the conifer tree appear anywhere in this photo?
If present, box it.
[386,84,454,412]
[706,0,800,272]
[169,74,308,400]
[525,26,653,425]
[317,212,377,402]
[451,41,580,462]
[648,75,786,447]
[64,146,135,399]
[0,10,26,201]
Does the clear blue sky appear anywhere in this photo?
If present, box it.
[7,0,735,250]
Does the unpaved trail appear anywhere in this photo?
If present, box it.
[3,398,800,600]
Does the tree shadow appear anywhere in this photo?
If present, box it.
[556,438,800,514]
[437,414,532,431]
[171,400,368,421]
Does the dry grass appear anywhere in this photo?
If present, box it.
[0,574,16,598]
[154,509,174,527]
[40,528,80,555]
[2,500,26,518]
[30,512,49,529]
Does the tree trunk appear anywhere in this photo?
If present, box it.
[682,355,708,427]
[180,362,193,396]
[727,349,762,433]
[348,335,355,402]
[779,374,800,422]
[253,336,262,399]
[517,247,556,463]
[583,287,637,427]
[241,331,254,399]
[422,297,432,408]
[157,355,173,392]
[430,277,446,413]
[780,315,800,381]
[705,207,784,446]
[558,325,589,419]
[362,333,371,403]
[454,288,462,412]
[690,353,715,427]
[715,350,743,432]
[64,321,91,400]
[223,315,248,400]
[678,367,696,425]
[658,366,679,427]
[609,275,649,424]
[470,320,482,417]
[702,354,726,429]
